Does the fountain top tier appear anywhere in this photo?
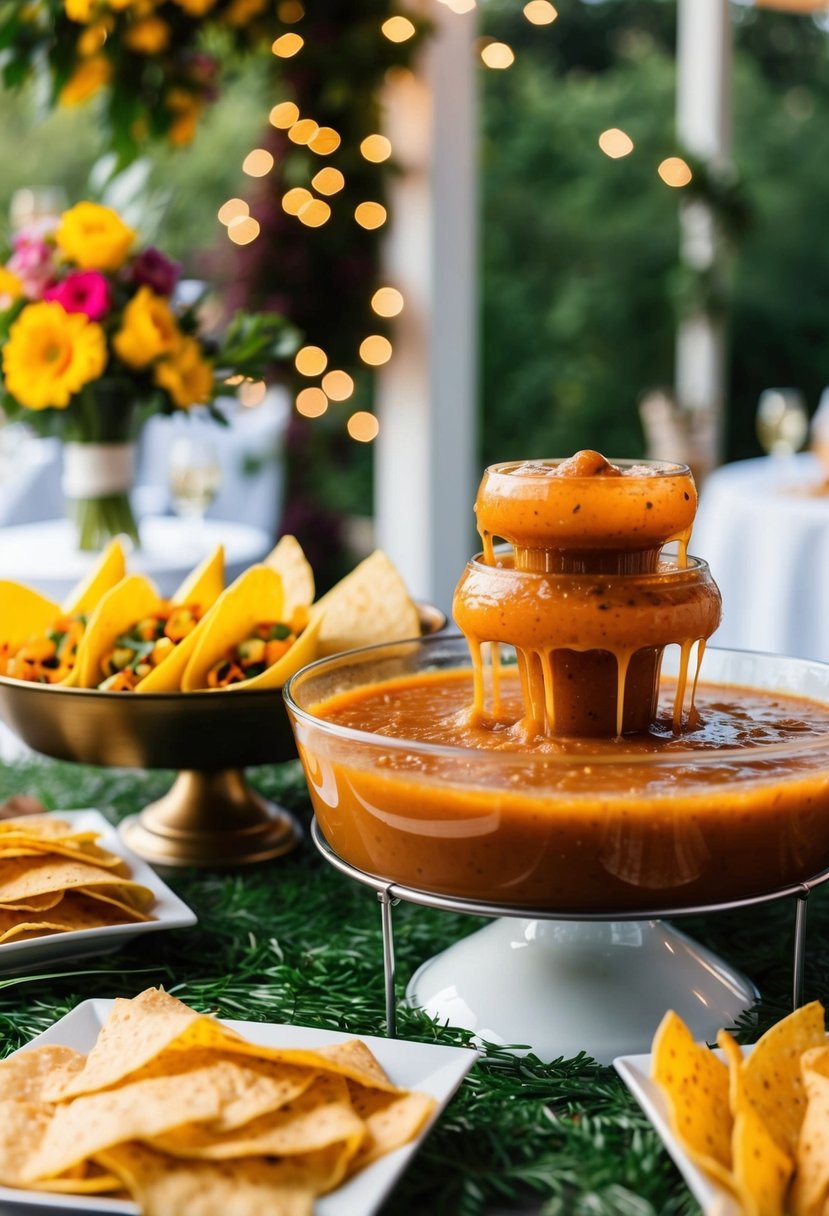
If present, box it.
[474,452,698,574]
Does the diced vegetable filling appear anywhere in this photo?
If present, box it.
[0,615,87,684]
[206,609,307,688]
[98,603,202,691]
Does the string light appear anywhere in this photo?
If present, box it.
[322,370,355,400]
[242,148,274,176]
[598,128,634,159]
[217,198,249,226]
[381,16,416,42]
[658,157,692,187]
[227,215,260,245]
[480,41,515,69]
[308,127,341,155]
[282,187,313,215]
[355,201,387,229]
[295,346,328,376]
[359,335,392,365]
[269,101,299,128]
[298,198,332,227]
[272,32,304,57]
[371,287,404,317]
[523,0,557,23]
[296,387,329,417]
[360,134,392,163]
[239,379,267,407]
[347,411,380,442]
[288,118,319,145]
[312,167,345,195]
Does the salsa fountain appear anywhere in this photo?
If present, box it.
[285,453,829,1062]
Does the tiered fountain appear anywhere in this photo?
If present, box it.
[285,454,829,1062]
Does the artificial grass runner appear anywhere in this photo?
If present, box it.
[0,756,822,1216]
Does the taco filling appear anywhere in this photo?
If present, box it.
[98,604,203,691]
[206,610,308,688]
[0,615,87,684]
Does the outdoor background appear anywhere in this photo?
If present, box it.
[1,0,827,531]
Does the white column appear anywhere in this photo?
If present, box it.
[675,0,732,469]
[375,2,479,616]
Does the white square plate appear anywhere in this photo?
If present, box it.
[0,809,197,974]
[0,1000,478,1215]
[614,1047,749,1216]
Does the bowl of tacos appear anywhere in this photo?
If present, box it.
[0,536,442,868]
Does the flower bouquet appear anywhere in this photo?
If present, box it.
[0,200,297,551]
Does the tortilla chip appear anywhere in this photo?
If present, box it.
[74,574,161,689]
[315,549,420,658]
[0,891,151,943]
[0,890,66,912]
[346,1081,437,1173]
[264,535,315,618]
[62,538,126,617]
[791,1064,829,1216]
[0,855,154,912]
[98,1142,320,1216]
[651,1009,733,1181]
[731,1103,793,1216]
[0,1045,84,1105]
[740,1001,825,1158]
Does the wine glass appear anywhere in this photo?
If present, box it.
[168,434,222,549]
[756,389,809,458]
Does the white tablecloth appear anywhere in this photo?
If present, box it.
[0,516,271,602]
[691,453,829,661]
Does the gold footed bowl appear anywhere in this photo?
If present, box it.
[0,605,445,869]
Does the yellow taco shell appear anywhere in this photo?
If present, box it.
[135,546,225,693]
[181,564,321,691]
[62,539,126,617]
[73,575,161,690]
[0,583,61,655]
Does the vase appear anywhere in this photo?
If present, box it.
[62,440,140,552]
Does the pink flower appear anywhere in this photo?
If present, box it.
[44,270,111,320]
[8,234,55,300]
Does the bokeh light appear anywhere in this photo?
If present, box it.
[309,127,341,155]
[382,16,416,42]
[523,0,557,24]
[242,148,274,177]
[347,411,380,442]
[269,101,300,128]
[295,346,328,377]
[658,157,693,187]
[217,198,249,226]
[227,216,260,245]
[272,33,304,57]
[239,380,267,408]
[298,199,332,227]
[480,42,515,69]
[288,119,319,145]
[312,167,345,195]
[296,388,329,418]
[321,370,355,401]
[282,187,313,215]
[359,335,393,366]
[371,287,404,317]
[355,201,387,229]
[598,128,634,159]
[360,134,392,163]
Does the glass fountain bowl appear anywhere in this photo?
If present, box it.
[285,635,829,915]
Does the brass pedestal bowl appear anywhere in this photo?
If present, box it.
[0,606,446,870]
[0,678,300,868]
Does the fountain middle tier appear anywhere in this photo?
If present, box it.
[453,554,722,737]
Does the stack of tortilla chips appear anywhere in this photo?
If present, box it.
[0,816,155,944]
[0,987,437,1216]
[651,1001,829,1215]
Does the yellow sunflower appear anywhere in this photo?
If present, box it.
[154,336,214,409]
[2,301,107,411]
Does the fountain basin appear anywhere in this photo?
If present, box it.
[285,636,829,915]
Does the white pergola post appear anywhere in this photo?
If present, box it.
[675,0,732,470]
[375,2,479,617]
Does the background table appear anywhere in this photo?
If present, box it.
[0,516,271,601]
[692,452,829,661]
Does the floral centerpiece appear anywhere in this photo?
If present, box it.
[0,199,297,550]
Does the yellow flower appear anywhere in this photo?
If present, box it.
[0,267,23,305]
[171,0,219,14]
[59,55,112,105]
[65,0,96,20]
[2,301,107,411]
[124,15,170,53]
[166,89,202,147]
[55,201,136,272]
[154,337,214,409]
[225,0,266,25]
[113,286,180,368]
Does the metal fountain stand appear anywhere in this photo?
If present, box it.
[312,818,829,1064]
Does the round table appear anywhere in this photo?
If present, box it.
[691,453,829,661]
[0,515,272,602]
